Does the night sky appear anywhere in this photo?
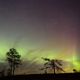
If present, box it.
[0,0,80,74]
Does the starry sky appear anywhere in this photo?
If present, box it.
[0,0,80,74]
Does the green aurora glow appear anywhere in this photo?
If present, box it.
[0,0,80,73]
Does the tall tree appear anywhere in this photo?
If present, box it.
[42,58,65,74]
[6,48,21,75]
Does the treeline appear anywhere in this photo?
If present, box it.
[0,48,79,77]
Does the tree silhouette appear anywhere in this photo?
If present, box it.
[6,48,21,75]
[42,58,65,74]
[7,68,12,76]
[40,66,50,74]
[0,69,5,77]
[73,69,78,73]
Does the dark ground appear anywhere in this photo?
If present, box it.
[0,73,80,80]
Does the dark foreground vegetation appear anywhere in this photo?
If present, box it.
[0,73,80,80]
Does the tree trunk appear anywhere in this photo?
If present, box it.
[53,62,56,74]
[10,65,13,76]
[12,66,15,76]
[45,69,47,74]
[53,66,56,74]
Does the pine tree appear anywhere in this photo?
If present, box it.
[6,48,21,75]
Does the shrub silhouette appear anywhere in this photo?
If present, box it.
[40,66,50,74]
[73,69,78,73]
[0,69,5,77]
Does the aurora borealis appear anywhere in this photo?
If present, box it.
[0,0,80,74]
